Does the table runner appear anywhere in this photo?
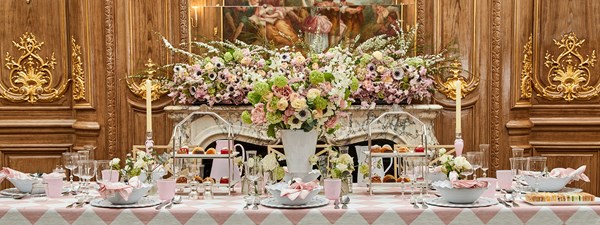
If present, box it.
[0,189,598,225]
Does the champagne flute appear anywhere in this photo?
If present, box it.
[510,157,527,197]
[466,152,482,180]
[77,160,96,198]
[63,153,79,192]
[479,144,490,177]
[78,151,91,187]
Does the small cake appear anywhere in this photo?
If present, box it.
[403,177,411,182]
[371,145,382,153]
[177,146,189,154]
[525,192,596,202]
[176,176,188,184]
[205,148,217,154]
[204,177,216,183]
[192,147,205,154]
[220,176,229,184]
[371,175,382,183]
[414,145,425,153]
[194,175,203,183]
[396,177,404,183]
[220,149,230,154]
[383,174,396,182]
[397,146,409,153]
[381,144,393,153]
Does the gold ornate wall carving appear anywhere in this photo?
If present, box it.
[434,61,480,100]
[1,32,71,103]
[520,35,533,99]
[71,36,86,101]
[125,58,168,101]
[531,32,598,101]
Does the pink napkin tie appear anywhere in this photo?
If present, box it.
[280,179,319,201]
[98,176,141,201]
[549,166,590,182]
[451,180,488,189]
[0,167,30,183]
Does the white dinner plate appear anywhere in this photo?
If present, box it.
[260,196,329,209]
[424,197,498,208]
[90,197,161,208]
[0,188,46,197]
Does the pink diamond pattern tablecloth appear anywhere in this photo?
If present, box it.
[0,189,599,225]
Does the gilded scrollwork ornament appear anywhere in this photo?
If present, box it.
[71,36,86,101]
[1,32,70,103]
[520,35,533,99]
[126,58,169,101]
[434,61,479,100]
[531,32,597,101]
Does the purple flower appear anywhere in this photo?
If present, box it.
[367,63,376,72]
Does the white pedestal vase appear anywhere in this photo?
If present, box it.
[281,129,319,180]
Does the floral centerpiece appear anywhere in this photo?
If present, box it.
[435,153,473,181]
[111,151,171,183]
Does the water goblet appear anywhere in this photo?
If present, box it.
[77,160,96,198]
[512,148,524,158]
[479,144,490,177]
[95,160,118,184]
[527,156,546,192]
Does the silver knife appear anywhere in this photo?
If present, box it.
[497,198,511,208]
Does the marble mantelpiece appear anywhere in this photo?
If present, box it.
[165,104,442,148]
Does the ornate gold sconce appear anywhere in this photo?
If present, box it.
[434,61,480,100]
[126,58,169,101]
[525,32,597,102]
[1,32,71,103]
[71,36,86,101]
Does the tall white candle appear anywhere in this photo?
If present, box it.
[455,80,461,134]
[146,79,152,133]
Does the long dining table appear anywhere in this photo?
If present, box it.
[0,185,598,225]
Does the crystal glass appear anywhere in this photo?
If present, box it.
[527,156,547,192]
[95,160,116,184]
[404,157,417,202]
[466,152,482,180]
[77,160,96,198]
[510,157,527,197]
[479,144,490,177]
[244,152,261,205]
[78,150,90,161]
[63,152,79,191]
[512,147,524,157]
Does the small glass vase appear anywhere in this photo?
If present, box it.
[340,176,350,196]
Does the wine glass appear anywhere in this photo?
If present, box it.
[527,156,546,192]
[510,157,527,197]
[479,144,490,177]
[512,147,524,157]
[245,152,261,206]
[63,152,79,191]
[77,151,90,188]
[77,160,96,198]
[404,157,417,202]
[466,152,482,180]
[95,160,117,184]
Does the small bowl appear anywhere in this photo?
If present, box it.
[8,178,45,194]
[522,176,571,192]
[433,181,487,204]
[106,184,152,205]
[266,182,322,206]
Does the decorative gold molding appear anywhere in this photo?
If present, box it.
[533,32,597,101]
[434,61,480,100]
[71,36,86,101]
[520,35,533,99]
[1,32,71,103]
[126,58,168,101]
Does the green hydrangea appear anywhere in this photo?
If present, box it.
[313,96,328,110]
[223,52,233,62]
[208,87,216,95]
[405,57,425,67]
[266,112,282,124]
[309,70,325,85]
[268,97,280,110]
[350,77,359,91]
[272,75,288,88]
[247,91,262,105]
[359,54,373,66]
[233,50,243,61]
[241,111,252,124]
[253,81,270,96]
[323,72,334,82]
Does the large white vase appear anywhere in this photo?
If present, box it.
[281,129,319,178]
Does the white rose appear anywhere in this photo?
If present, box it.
[261,153,278,171]
[438,148,446,155]
[134,159,144,169]
[440,154,453,164]
[449,171,459,181]
[372,51,383,61]
[453,156,472,170]
[376,66,385,73]
[277,98,288,111]
[204,62,215,71]
[336,163,348,172]
[137,151,146,158]
[110,158,120,166]
[124,165,131,171]
[338,154,352,165]
[306,88,321,100]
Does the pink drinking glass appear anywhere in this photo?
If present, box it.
[157,179,177,201]
[324,179,341,200]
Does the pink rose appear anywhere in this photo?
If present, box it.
[324,116,338,129]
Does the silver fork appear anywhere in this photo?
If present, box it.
[419,197,428,209]
[411,197,419,209]
[252,200,259,210]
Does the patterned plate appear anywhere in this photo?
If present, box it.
[0,188,46,197]
[90,197,161,208]
[424,197,498,208]
[260,196,329,209]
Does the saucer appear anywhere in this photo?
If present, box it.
[260,196,329,209]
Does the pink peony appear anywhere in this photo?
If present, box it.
[251,103,267,125]
[324,116,338,129]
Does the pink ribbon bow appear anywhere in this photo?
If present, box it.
[0,167,30,183]
[451,180,488,189]
[280,179,319,201]
[549,166,590,182]
[98,183,133,201]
